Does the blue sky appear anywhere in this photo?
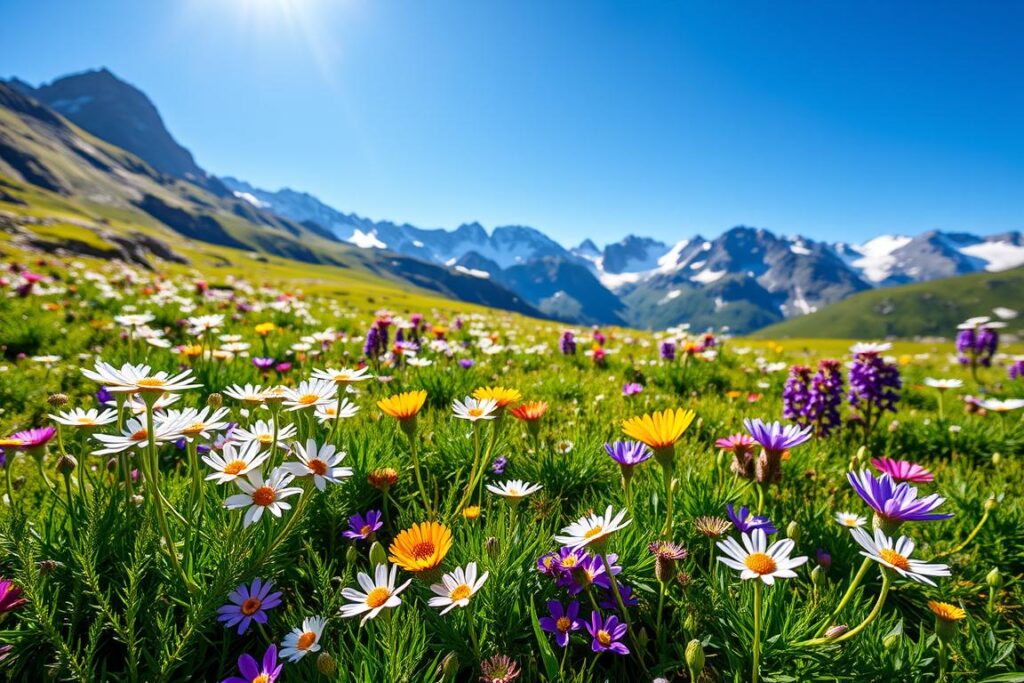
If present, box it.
[2,0,1022,246]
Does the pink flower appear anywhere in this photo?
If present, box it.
[715,433,756,455]
[870,457,933,483]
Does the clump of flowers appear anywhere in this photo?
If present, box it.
[559,330,577,355]
[956,316,1002,379]
[847,343,901,439]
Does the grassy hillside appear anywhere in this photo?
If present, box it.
[757,266,1024,339]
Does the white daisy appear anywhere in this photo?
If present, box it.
[850,342,892,355]
[187,314,224,333]
[281,439,352,491]
[283,379,337,412]
[223,383,266,405]
[311,366,373,385]
[835,511,867,528]
[554,505,631,549]
[716,528,808,585]
[232,419,297,449]
[81,360,152,390]
[428,562,489,615]
[91,414,189,456]
[850,527,950,586]
[314,398,360,424]
[103,365,201,395]
[202,440,269,484]
[223,468,303,527]
[407,357,433,367]
[48,407,118,428]
[114,312,155,328]
[169,406,231,441]
[452,396,498,422]
[279,616,326,662]
[924,378,963,391]
[340,563,412,625]
[486,479,542,500]
[978,398,1024,413]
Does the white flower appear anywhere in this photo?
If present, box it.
[311,366,373,384]
[224,383,266,404]
[91,414,189,455]
[114,313,155,328]
[170,406,231,441]
[279,616,326,662]
[202,440,269,484]
[407,357,433,367]
[835,512,867,528]
[82,360,152,390]
[486,479,542,500]
[340,563,412,625]
[554,440,574,454]
[850,527,950,586]
[850,342,892,355]
[978,398,1024,413]
[314,398,360,424]
[554,505,631,549]
[716,529,808,585]
[924,378,963,391]
[233,419,297,449]
[281,439,352,491]
[283,378,337,411]
[49,407,118,428]
[223,468,303,527]
[104,365,201,395]
[452,397,498,422]
[428,562,489,614]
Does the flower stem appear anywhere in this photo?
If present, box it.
[601,553,646,673]
[935,508,991,558]
[405,431,432,515]
[661,464,674,538]
[814,556,872,637]
[798,573,891,646]
[752,581,762,683]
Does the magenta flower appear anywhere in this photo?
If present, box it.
[342,510,383,541]
[586,612,629,655]
[0,579,27,614]
[216,578,282,635]
[538,600,582,648]
[715,433,756,454]
[870,457,933,483]
[222,644,282,683]
[621,383,643,397]
[8,427,56,449]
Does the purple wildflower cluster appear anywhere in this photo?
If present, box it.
[660,341,676,361]
[847,345,901,430]
[1011,359,1024,381]
[559,330,577,355]
[363,319,389,359]
[957,318,999,368]
[783,360,844,437]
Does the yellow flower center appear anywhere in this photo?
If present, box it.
[365,587,390,608]
[411,541,436,560]
[556,616,571,632]
[468,407,484,417]
[744,552,777,575]
[240,597,262,616]
[298,394,319,405]
[296,631,316,650]
[879,548,911,570]
[136,378,166,389]
[449,584,472,601]
[252,486,277,507]
[258,434,273,444]
[183,422,205,434]
[560,556,578,568]
[253,675,269,683]
[583,526,604,539]
[223,460,248,475]
[597,630,612,647]
[360,524,373,537]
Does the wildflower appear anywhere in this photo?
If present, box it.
[217,578,283,635]
[343,510,383,541]
[223,468,303,527]
[539,600,582,647]
[340,563,412,625]
[782,365,812,423]
[428,562,489,614]
[490,456,507,475]
[203,441,269,484]
[223,384,267,405]
[978,398,1024,413]
[649,540,688,583]
[805,360,845,436]
[222,644,282,683]
[743,418,812,484]
[717,432,757,479]
[929,600,966,643]
[726,504,777,535]
[315,398,360,424]
[48,408,118,428]
[660,340,676,361]
[472,386,522,409]
[554,439,574,454]
[559,330,576,355]
[717,528,808,584]
[368,467,398,492]
[280,616,326,662]
[452,396,499,422]
[693,516,732,539]
[847,469,953,529]
[254,322,276,336]
[311,366,373,385]
[1009,360,1024,380]
[835,511,867,528]
[463,505,481,521]
[173,406,232,441]
[924,378,963,391]
[252,357,276,373]
[92,416,187,455]
[378,390,427,424]
[621,408,696,454]
[848,344,901,429]
[621,382,643,397]
[281,439,352,491]
[850,527,950,585]
[870,457,933,483]
[233,420,297,450]
[586,612,629,655]
[554,505,630,550]
[603,440,653,471]
[6,427,57,456]
[283,379,336,412]
[103,365,201,395]
[556,553,620,594]
[479,654,521,683]
[389,521,453,574]
[956,317,1001,368]
[0,579,26,614]
[510,401,548,422]
[486,479,542,501]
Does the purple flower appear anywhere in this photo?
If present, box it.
[743,418,812,483]
[0,449,5,469]
[621,382,643,397]
[216,578,283,635]
[223,644,282,683]
[557,553,620,595]
[459,358,475,369]
[783,365,812,423]
[252,357,275,372]
[490,456,508,475]
[726,504,777,535]
[660,341,676,361]
[957,320,999,367]
[559,330,576,355]
[342,510,383,541]
[598,583,639,611]
[816,548,832,571]
[9,426,56,449]
[586,612,629,655]
[848,346,901,427]
[848,469,953,526]
[95,386,113,405]
[0,579,27,614]
[806,360,844,437]
[1009,359,1024,380]
[538,600,582,647]
[603,440,653,468]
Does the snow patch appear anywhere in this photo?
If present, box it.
[347,229,387,249]
[454,265,491,279]
[789,244,811,256]
[691,269,725,284]
[849,235,913,283]
[233,191,269,209]
[960,241,1024,272]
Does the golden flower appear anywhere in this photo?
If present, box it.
[621,408,696,450]
[254,322,276,336]
[377,390,427,421]
[389,521,452,573]
[472,386,522,408]
[178,344,203,358]
[462,505,481,521]
[367,467,398,491]
[509,401,548,422]
[928,601,966,623]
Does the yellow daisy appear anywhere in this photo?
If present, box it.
[389,521,453,575]
[928,601,966,623]
[472,386,522,409]
[621,408,696,451]
[377,390,428,421]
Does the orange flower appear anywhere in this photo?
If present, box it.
[472,386,522,408]
[389,521,452,574]
[377,390,427,421]
[510,401,548,422]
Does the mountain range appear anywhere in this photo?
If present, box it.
[3,68,1023,333]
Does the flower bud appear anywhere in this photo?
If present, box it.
[825,624,848,639]
[316,651,336,675]
[438,652,459,681]
[685,639,705,675]
[992,452,1002,466]
[207,392,223,408]
[786,520,800,544]
[987,567,1002,589]
[345,545,358,565]
[485,536,500,559]
[683,612,698,636]
[888,419,900,433]
[47,393,69,408]
[130,494,144,506]
[37,559,58,575]
[56,454,77,475]
[368,542,387,568]
[106,457,118,472]
[882,632,901,649]
[984,497,998,511]
[811,565,824,589]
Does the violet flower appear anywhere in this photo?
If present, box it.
[726,504,777,535]
[848,469,953,529]
[216,578,283,635]
[538,600,582,648]
[342,510,383,541]
[222,644,282,683]
[586,612,629,655]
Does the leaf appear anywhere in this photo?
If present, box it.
[978,675,1024,683]
[528,599,560,682]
